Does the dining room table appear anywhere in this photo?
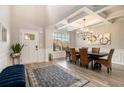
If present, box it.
[76,51,108,57]
[67,50,109,69]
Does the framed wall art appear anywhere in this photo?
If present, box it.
[0,23,2,41]
[2,25,7,42]
[88,32,111,45]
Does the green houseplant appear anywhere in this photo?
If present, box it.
[48,53,53,61]
[11,43,24,57]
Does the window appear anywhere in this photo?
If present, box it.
[24,33,35,40]
[53,32,70,51]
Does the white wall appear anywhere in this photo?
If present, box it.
[11,5,47,44]
[0,6,11,71]
[70,31,76,47]
[10,6,46,63]
[46,5,83,25]
[75,20,124,65]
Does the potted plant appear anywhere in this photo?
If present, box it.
[48,53,53,61]
[11,43,24,57]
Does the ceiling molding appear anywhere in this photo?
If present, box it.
[54,5,124,31]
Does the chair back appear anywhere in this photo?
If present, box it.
[81,47,88,51]
[70,48,77,62]
[107,49,114,66]
[79,48,89,65]
[65,50,70,59]
[92,48,100,53]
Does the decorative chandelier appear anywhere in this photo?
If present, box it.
[77,19,93,40]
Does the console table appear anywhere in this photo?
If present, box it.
[10,53,21,65]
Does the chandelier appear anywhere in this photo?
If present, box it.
[77,19,93,40]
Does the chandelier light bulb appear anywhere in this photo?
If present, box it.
[76,18,93,40]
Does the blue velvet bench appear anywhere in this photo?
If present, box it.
[0,64,26,87]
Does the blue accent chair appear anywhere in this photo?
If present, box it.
[0,64,26,87]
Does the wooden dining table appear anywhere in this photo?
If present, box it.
[67,50,108,69]
[76,51,108,57]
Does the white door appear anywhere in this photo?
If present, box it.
[20,30,39,63]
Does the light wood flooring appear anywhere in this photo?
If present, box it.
[26,59,124,87]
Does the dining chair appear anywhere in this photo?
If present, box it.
[65,50,71,61]
[79,48,90,68]
[92,48,100,53]
[95,49,114,73]
[91,48,100,68]
[70,48,79,64]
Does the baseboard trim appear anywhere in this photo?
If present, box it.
[53,57,65,60]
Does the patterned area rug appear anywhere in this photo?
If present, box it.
[26,65,89,87]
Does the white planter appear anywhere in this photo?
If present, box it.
[12,53,21,57]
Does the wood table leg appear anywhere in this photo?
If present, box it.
[91,60,94,69]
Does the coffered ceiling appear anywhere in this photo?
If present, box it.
[55,5,124,31]
[11,5,124,29]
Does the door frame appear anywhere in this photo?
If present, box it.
[19,29,44,64]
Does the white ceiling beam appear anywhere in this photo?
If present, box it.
[88,22,105,28]
[95,5,116,13]
[107,9,124,20]
[55,19,68,27]
[55,24,70,30]
[116,17,124,22]
[66,7,86,20]
[83,7,112,24]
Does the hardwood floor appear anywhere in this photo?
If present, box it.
[26,59,124,87]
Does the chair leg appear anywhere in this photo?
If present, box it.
[107,67,112,73]
[91,61,94,69]
[80,63,82,67]
[98,64,102,70]
[110,67,112,71]
[83,65,88,69]
[72,61,75,64]
[75,61,77,64]
[94,63,98,70]
[86,65,88,69]
[76,60,79,64]
[107,68,110,73]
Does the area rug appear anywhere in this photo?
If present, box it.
[26,64,89,87]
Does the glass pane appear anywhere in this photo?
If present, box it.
[53,32,70,51]
[24,33,35,40]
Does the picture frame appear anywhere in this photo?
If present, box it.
[0,23,2,41]
[1,25,7,42]
[88,32,111,45]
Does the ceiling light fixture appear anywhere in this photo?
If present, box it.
[77,19,93,40]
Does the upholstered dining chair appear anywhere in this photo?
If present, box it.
[70,48,79,64]
[91,48,100,67]
[79,48,90,68]
[95,49,114,73]
[81,47,88,51]
[92,48,100,53]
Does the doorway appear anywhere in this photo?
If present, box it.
[20,29,41,64]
